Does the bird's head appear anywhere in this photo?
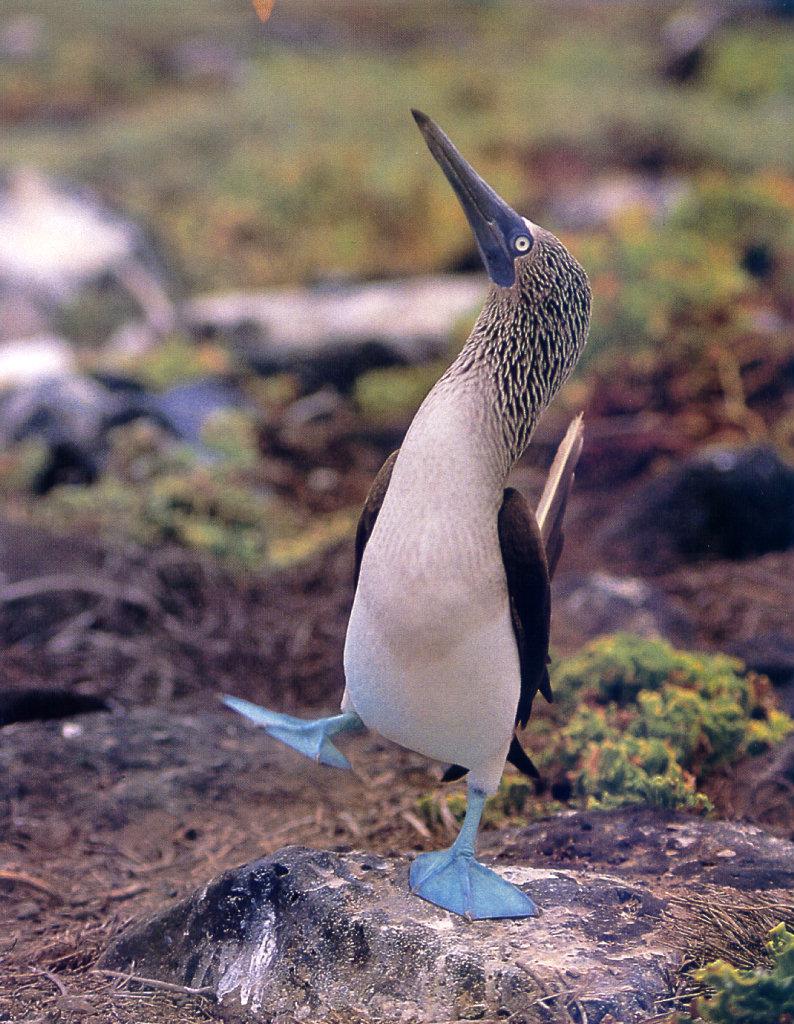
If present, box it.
[412,109,591,412]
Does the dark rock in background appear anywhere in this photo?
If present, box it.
[727,633,794,715]
[0,371,244,487]
[660,6,726,83]
[727,632,794,688]
[101,812,794,1023]
[0,374,142,489]
[603,445,794,571]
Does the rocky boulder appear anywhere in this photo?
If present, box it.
[555,571,695,648]
[184,275,487,390]
[0,170,175,335]
[602,445,794,571]
[0,334,77,387]
[101,812,794,1023]
[0,373,147,488]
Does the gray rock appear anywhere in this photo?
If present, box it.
[184,275,486,387]
[726,632,794,706]
[660,6,726,82]
[148,378,249,446]
[0,373,142,487]
[556,571,695,647]
[0,171,135,302]
[0,374,119,445]
[101,810,794,1023]
[101,846,669,1022]
[0,334,76,387]
[0,170,176,331]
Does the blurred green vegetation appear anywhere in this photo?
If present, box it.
[419,634,793,828]
[353,360,448,426]
[30,416,275,569]
[121,335,234,391]
[578,174,794,363]
[3,1,794,293]
[705,26,794,105]
[2,2,794,569]
[0,409,361,571]
[680,923,794,1024]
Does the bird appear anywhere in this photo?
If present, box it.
[224,109,591,920]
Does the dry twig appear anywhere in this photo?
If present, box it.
[92,968,215,999]
[0,869,60,899]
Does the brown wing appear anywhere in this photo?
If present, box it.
[354,450,399,589]
[499,487,552,728]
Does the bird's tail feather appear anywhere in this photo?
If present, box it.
[536,413,584,578]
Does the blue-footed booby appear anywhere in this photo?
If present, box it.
[225,110,591,919]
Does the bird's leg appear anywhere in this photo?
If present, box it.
[222,696,364,771]
[409,782,538,920]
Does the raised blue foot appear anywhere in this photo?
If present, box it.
[410,785,538,920]
[222,696,363,770]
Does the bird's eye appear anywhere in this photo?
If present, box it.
[514,235,531,253]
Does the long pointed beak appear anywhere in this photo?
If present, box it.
[412,109,531,288]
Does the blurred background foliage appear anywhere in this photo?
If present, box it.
[678,923,794,1023]
[0,0,792,569]
[1,0,794,570]
[3,0,794,290]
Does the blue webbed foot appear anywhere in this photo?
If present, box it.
[222,696,363,770]
[410,847,538,920]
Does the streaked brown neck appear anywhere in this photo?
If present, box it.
[443,232,591,467]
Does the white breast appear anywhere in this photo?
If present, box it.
[342,377,519,793]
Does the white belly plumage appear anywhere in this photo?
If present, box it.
[342,526,520,794]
